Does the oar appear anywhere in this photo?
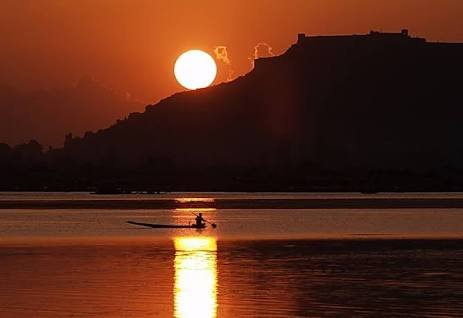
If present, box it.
[192,212,217,228]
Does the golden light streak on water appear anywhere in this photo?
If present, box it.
[175,198,215,203]
[174,208,217,212]
[174,237,217,318]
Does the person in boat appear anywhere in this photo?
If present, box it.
[195,213,206,227]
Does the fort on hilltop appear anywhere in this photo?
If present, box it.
[253,29,461,70]
[296,29,424,44]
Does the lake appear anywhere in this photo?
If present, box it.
[1,192,463,317]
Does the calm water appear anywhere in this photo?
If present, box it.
[1,192,463,317]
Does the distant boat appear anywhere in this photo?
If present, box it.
[127,221,208,229]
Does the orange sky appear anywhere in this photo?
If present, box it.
[1,0,463,145]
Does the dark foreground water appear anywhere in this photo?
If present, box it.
[1,192,463,317]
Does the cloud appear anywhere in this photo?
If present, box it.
[214,46,231,65]
[249,42,275,69]
[214,46,234,81]
[253,42,274,59]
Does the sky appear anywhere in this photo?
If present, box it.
[1,0,463,146]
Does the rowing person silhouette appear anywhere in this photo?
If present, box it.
[192,212,217,228]
[195,213,206,228]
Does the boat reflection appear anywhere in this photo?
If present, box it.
[174,237,218,318]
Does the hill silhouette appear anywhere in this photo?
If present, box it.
[0,77,143,147]
[2,30,463,191]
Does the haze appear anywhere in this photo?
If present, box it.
[1,0,463,146]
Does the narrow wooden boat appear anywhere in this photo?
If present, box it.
[127,221,207,229]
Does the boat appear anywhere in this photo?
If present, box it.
[127,221,207,229]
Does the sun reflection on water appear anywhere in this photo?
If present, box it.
[174,237,217,318]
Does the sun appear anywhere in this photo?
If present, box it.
[174,50,217,90]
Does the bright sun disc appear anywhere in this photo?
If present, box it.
[174,50,217,90]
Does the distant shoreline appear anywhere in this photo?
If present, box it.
[2,198,463,209]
